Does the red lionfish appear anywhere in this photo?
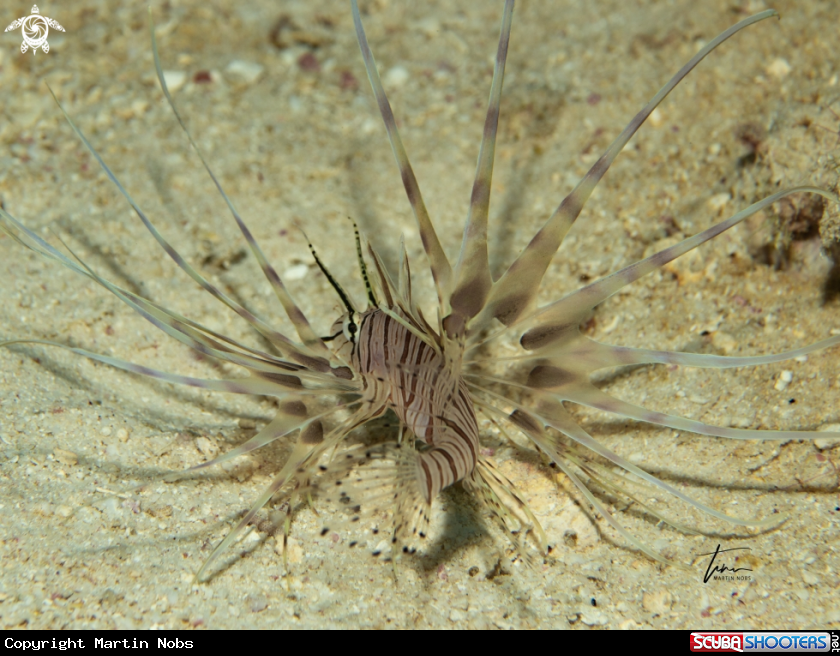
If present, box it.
[1,1,837,581]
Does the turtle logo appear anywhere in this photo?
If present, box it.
[5,5,65,55]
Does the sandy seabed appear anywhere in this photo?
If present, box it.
[0,0,838,630]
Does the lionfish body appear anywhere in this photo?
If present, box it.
[1,0,838,580]
[341,307,479,503]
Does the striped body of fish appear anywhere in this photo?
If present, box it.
[337,307,479,504]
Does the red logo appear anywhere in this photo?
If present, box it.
[691,633,744,652]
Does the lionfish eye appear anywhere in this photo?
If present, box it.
[342,313,360,343]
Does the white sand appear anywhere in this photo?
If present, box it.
[0,0,838,629]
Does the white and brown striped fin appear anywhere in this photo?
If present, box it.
[485,402,696,568]
[463,456,547,569]
[0,207,357,391]
[148,11,332,358]
[44,85,335,375]
[351,0,452,309]
[364,240,395,309]
[476,11,780,332]
[516,186,835,352]
[397,236,413,311]
[470,383,789,566]
[195,407,381,581]
[444,0,514,337]
[446,0,514,338]
[172,401,336,477]
[307,440,431,561]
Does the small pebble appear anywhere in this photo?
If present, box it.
[226,60,264,84]
[245,593,268,613]
[195,436,216,456]
[283,264,309,281]
[766,57,791,79]
[416,17,440,38]
[579,606,609,626]
[707,192,730,212]
[711,330,737,354]
[161,70,187,93]
[774,370,793,391]
[815,423,840,450]
[383,65,409,88]
[449,608,466,622]
[53,448,78,466]
[642,589,672,616]
[649,107,663,127]
[297,52,320,73]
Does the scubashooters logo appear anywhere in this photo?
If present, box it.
[690,632,834,653]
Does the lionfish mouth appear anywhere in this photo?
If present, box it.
[1,1,837,585]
